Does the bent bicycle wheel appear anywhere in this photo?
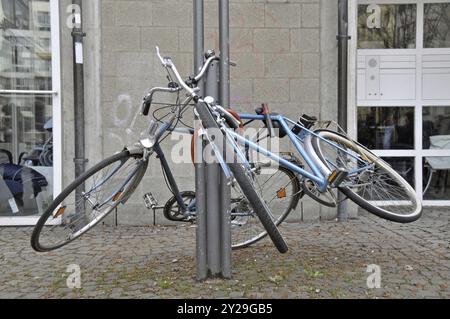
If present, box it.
[310,130,422,223]
[31,150,147,252]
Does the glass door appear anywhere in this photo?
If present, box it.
[0,0,61,224]
[356,0,450,205]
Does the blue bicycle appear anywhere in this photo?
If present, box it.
[31,48,422,253]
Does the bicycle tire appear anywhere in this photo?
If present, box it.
[195,102,289,253]
[31,150,146,252]
[310,129,422,223]
[163,191,196,222]
[232,166,301,249]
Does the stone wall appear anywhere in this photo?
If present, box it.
[59,0,351,225]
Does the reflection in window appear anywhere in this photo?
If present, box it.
[358,107,414,150]
[358,4,416,49]
[0,0,52,91]
[0,94,52,162]
[0,1,53,217]
[383,157,415,188]
[424,3,450,48]
[0,164,51,216]
[0,94,53,217]
[423,107,450,149]
[424,157,450,200]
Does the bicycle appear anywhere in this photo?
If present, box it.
[31,48,292,253]
[31,47,422,253]
[163,49,422,224]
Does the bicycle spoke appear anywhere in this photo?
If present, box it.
[33,153,144,251]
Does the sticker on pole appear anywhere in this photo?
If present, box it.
[8,198,19,214]
[75,42,84,64]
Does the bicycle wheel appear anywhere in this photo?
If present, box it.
[231,165,301,249]
[31,150,147,252]
[163,191,196,222]
[310,129,422,223]
[195,102,289,253]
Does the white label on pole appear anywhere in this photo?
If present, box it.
[8,198,19,214]
[75,42,84,64]
[74,13,81,26]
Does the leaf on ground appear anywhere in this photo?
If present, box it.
[268,275,283,283]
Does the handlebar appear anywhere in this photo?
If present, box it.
[193,55,220,82]
[141,86,182,116]
[156,46,198,99]
[156,46,240,127]
[153,47,240,128]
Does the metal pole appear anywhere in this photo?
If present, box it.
[337,0,349,222]
[219,0,230,109]
[194,0,231,280]
[193,0,205,96]
[194,0,208,280]
[218,0,231,278]
[72,0,87,215]
[205,60,221,276]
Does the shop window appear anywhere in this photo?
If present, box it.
[358,107,414,150]
[0,0,53,218]
[423,106,450,149]
[423,157,450,200]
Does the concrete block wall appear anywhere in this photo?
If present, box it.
[58,0,356,225]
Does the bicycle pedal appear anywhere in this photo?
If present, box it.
[327,169,349,188]
[184,216,196,223]
[143,192,158,210]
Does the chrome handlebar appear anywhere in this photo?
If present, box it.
[194,55,220,82]
[156,46,197,98]
[152,46,240,128]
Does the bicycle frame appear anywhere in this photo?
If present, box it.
[224,113,373,193]
[146,120,197,214]
[145,108,373,215]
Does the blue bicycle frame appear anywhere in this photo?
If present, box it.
[143,109,372,214]
[222,113,373,193]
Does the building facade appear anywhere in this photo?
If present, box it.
[0,0,449,226]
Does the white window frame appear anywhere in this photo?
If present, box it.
[0,0,62,225]
[348,0,450,206]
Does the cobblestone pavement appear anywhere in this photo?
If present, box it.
[0,209,449,299]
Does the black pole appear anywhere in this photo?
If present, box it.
[72,0,87,214]
[337,0,349,222]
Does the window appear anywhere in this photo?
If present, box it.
[356,1,450,204]
[358,107,414,150]
[358,4,417,49]
[0,0,57,220]
[36,11,51,31]
[423,157,450,200]
[424,3,450,48]
[423,106,450,149]
[384,157,415,188]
